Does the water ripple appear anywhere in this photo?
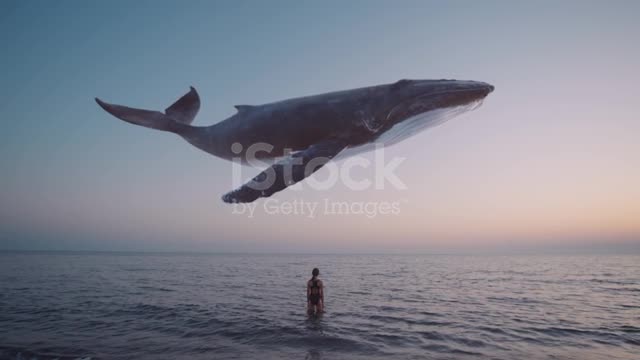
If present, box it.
[0,253,638,360]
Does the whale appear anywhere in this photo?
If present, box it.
[96,79,494,203]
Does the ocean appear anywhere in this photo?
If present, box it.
[0,252,638,360]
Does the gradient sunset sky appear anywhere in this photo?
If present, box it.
[1,0,638,253]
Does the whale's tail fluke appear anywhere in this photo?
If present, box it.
[164,87,200,125]
[95,87,200,133]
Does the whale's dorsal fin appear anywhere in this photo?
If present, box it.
[234,105,255,113]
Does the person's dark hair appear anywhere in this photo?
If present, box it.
[312,268,319,278]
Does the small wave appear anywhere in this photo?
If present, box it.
[0,346,93,360]
[417,331,447,341]
[589,278,635,285]
[420,343,483,356]
[525,326,625,347]
[367,314,453,327]
[137,285,175,292]
[618,325,640,333]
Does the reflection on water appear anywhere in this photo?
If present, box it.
[0,252,639,360]
[305,348,322,360]
[304,315,325,360]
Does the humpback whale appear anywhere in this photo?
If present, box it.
[96,79,494,203]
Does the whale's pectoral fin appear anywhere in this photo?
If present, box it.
[222,138,348,203]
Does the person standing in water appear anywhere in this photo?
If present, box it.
[307,268,324,315]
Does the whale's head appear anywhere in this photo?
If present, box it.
[357,79,493,145]
[382,79,494,125]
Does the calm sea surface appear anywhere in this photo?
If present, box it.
[0,252,638,360]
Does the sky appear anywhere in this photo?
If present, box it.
[0,0,639,253]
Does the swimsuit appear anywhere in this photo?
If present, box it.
[308,279,321,305]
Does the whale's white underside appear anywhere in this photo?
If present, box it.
[336,99,483,160]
